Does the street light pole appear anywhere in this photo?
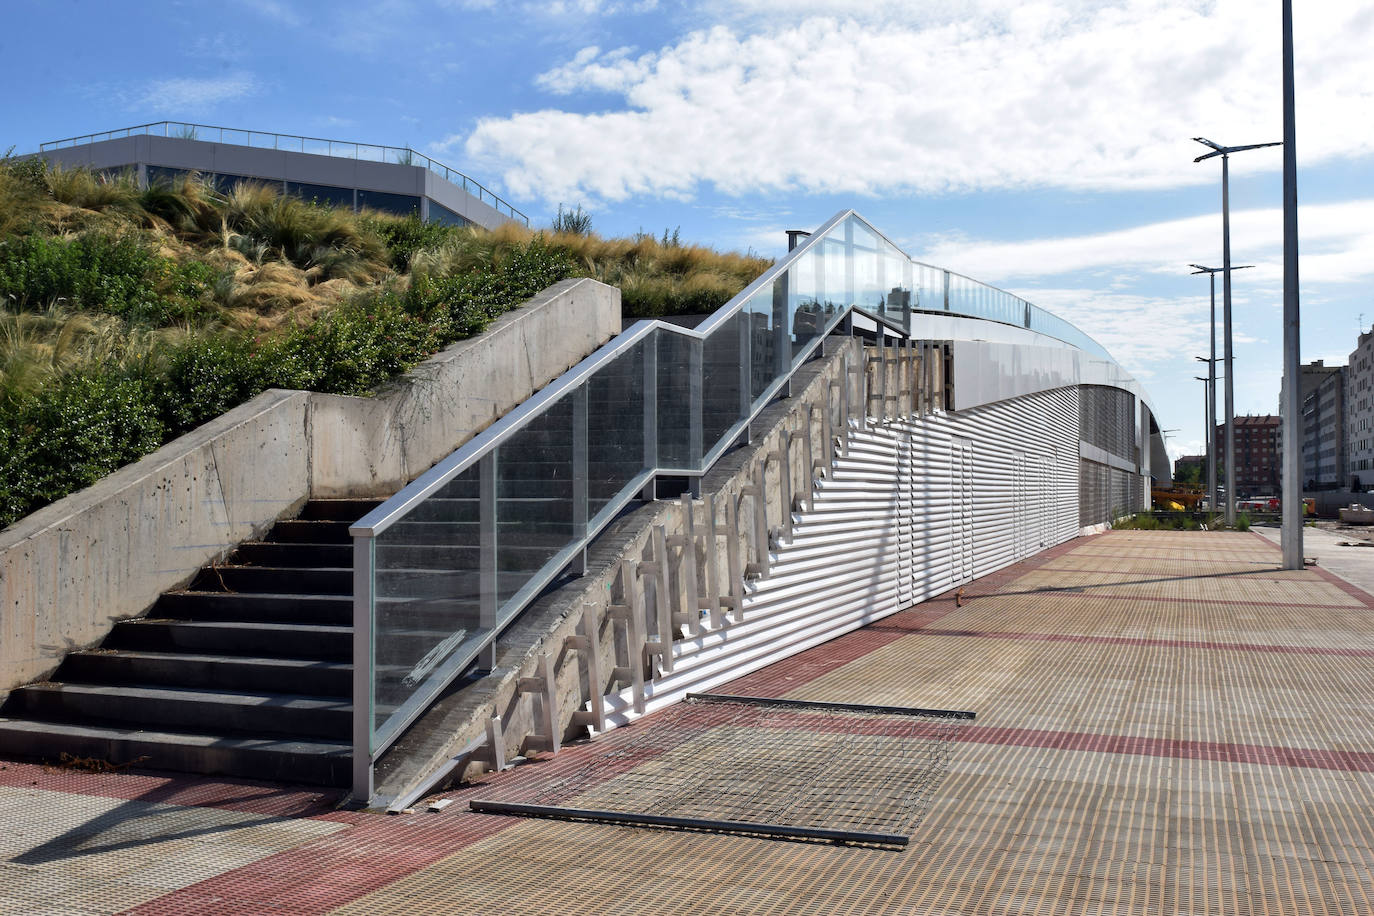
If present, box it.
[1194,359,1216,502]
[1192,139,1280,526]
[1280,0,1303,569]
[1191,264,1250,515]
[1195,376,1212,494]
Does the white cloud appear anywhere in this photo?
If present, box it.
[463,0,1374,204]
[916,200,1374,288]
[237,0,304,26]
[1018,287,1216,372]
[536,46,653,95]
[134,74,260,114]
[448,0,656,13]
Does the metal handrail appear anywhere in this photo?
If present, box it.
[38,120,529,225]
[347,208,1126,801]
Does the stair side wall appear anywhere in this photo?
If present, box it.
[308,277,621,497]
[0,279,621,697]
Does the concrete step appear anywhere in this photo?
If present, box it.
[3,684,351,741]
[267,519,352,544]
[60,650,352,697]
[0,718,350,786]
[104,619,352,661]
[189,566,351,596]
[155,591,352,626]
[232,541,352,568]
[297,499,383,522]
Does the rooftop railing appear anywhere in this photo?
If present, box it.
[39,121,529,225]
[347,208,1117,801]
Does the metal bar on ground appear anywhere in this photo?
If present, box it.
[686,692,976,720]
[467,799,909,847]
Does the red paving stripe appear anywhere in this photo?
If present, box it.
[1307,559,1374,608]
[957,724,1374,774]
[1245,529,1374,608]
[985,589,1370,611]
[119,811,512,916]
[0,761,354,822]
[897,627,1374,658]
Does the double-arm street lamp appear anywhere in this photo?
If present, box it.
[1193,139,1280,526]
[1190,3,1301,567]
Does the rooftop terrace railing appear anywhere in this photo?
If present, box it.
[346,208,1116,801]
[39,121,529,225]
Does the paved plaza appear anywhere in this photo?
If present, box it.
[4,529,1374,914]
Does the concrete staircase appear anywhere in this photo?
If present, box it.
[0,498,377,786]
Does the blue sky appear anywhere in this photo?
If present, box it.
[5,0,1373,461]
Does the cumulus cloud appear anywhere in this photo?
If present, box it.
[134,74,260,114]
[1017,287,1217,372]
[916,200,1374,287]
[449,0,656,13]
[463,0,1374,204]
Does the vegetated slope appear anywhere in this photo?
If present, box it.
[0,158,770,529]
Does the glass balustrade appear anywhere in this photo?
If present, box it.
[351,208,1117,770]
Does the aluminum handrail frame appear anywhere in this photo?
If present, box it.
[37,120,529,224]
[348,207,1127,800]
[353,212,873,538]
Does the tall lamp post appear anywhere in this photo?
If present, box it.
[1193,138,1280,526]
[1280,0,1303,569]
[1194,376,1212,494]
[1191,263,1251,513]
[1194,360,1217,503]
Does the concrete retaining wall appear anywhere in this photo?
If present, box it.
[309,278,619,497]
[0,278,621,694]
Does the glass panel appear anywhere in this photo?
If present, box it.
[656,330,698,468]
[285,181,354,209]
[373,463,484,734]
[587,341,648,518]
[146,165,190,187]
[428,201,471,227]
[852,233,882,312]
[743,286,778,401]
[496,397,576,605]
[211,172,274,193]
[358,190,421,215]
[701,312,745,446]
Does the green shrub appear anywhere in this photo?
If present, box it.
[1234,512,1251,532]
[0,368,164,527]
[156,334,263,435]
[154,235,572,437]
[361,214,460,271]
[0,233,213,325]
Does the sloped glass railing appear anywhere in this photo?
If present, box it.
[347,209,1114,799]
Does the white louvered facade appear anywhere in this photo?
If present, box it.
[603,385,1096,726]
